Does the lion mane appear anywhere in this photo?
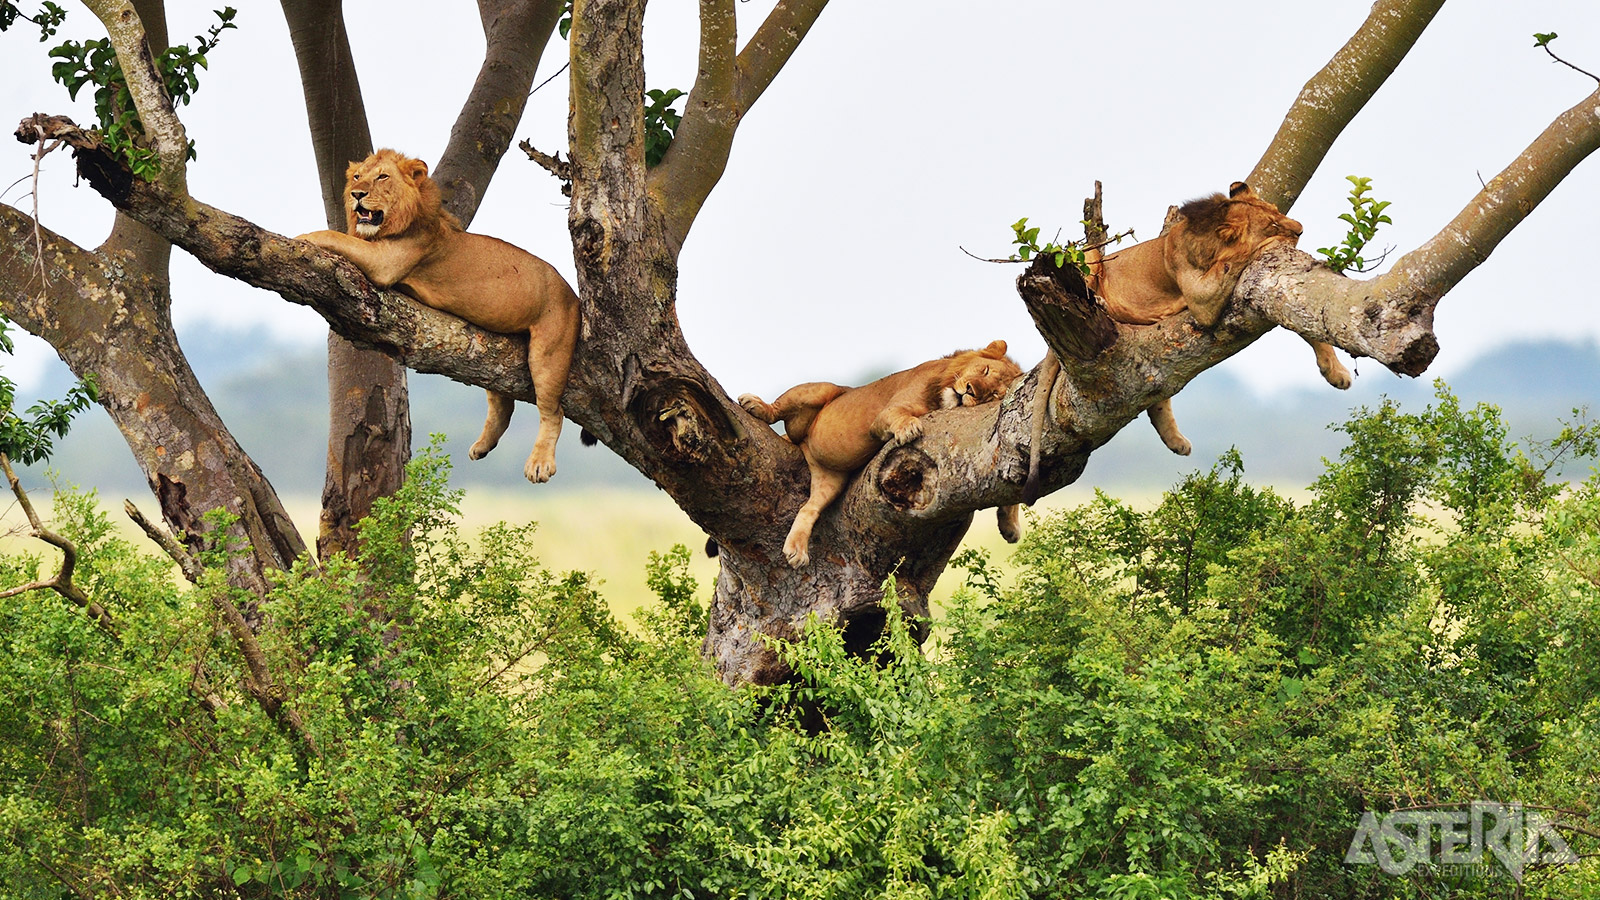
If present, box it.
[297,149,580,484]
[740,340,1024,568]
[1023,182,1352,504]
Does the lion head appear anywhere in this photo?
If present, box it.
[1175,181,1302,274]
[343,149,460,240]
[940,340,1023,409]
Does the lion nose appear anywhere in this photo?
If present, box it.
[1286,218,1304,236]
[351,190,367,201]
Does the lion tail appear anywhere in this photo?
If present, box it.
[1021,352,1060,507]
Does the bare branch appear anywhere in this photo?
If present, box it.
[649,0,831,246]
[1247,0,1446,210]
[735,0,830,111]
[123,499,202,583]
[520,139,572,190]
[0,455,118,637]
[436,0,568,224]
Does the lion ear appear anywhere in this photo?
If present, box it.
[982,339,1007,358]
[408,160,430,181]
[1228,181,1257,200]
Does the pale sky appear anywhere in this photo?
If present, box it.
[2,0,1598,403]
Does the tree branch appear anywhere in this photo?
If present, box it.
[649,0,830,247]
[1246,0,1446,210]
[81,0,189,193]
[436,0,567,224]
[0,455,119,637]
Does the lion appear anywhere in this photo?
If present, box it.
[1022,182,1351,504]
[296,149,580,484]
[740,340,1024,568]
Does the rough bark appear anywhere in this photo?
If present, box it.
[12,3,1599,687]
[0,192,305,594]
[1,6,305,596]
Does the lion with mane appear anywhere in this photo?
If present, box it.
[740,340,1024,568]
[297,149,580,483]
[1023,182,1352,503]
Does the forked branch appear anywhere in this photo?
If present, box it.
[0,455,118,637]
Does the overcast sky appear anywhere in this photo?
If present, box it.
[2,0,1598,403]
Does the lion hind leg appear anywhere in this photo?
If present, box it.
[782,458,849,569]
[1309,338,1352,390]
[1147,397,1192,456]
[470,390,515,461]
[523,325,574,484]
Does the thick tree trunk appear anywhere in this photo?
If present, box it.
[1,4,304,594]
[0,204,304,594]
[280,0,410,561]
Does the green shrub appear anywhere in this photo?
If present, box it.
[1,390,1596,898]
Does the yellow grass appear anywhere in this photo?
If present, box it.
[1,481,1119,622]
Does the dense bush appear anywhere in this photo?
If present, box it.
[1,388,1596,898]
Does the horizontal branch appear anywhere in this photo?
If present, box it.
[13,116,541,403]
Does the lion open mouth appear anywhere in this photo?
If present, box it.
[354,204,384,228]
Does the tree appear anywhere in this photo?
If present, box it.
[2,0,1597,684]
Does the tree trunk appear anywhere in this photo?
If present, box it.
[280,0,410,561]
[1,5,305,595]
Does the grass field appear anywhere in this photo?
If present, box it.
[1,480,1123,622]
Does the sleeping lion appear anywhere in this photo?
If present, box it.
[740,340,1024,568]
[1023,182,1352,503]
[296,149,580,483]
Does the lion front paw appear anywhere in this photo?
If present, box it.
[888,418,923,449]
[782,532,811,568]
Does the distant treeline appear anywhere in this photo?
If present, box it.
[16,330,1600,496]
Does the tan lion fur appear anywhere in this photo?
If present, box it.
[1024,183,1352,504]
[740,340,1024,568]
[296,149,580,484]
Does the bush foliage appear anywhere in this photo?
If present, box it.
[1,389,1597,898]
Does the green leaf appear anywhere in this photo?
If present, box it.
[1534,31,1558,47]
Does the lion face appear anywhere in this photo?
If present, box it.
[343,149,438,239]
[941,340,1023,409]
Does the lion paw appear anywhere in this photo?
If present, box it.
[1165,434,1193,456]
[997,504,1022,544]
[888,418,923,449]
[782,533,811,568]
[524,451,557,484]
[469,439,494,461]
[1322,362,1353,391]
[738,394,775,422]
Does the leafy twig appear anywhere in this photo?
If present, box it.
[1317,175,1392,274]
[1534,32,1600,84]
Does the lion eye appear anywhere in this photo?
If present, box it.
[982,366,990,376]
[377,173,389,181]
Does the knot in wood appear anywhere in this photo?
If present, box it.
[878,445,936,510]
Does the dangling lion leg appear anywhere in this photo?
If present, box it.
[470,390,514,461]
[523,325,574,484]
[1309,338,1352,390]
[782,456,849,568]
[1147,397,1192,456]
